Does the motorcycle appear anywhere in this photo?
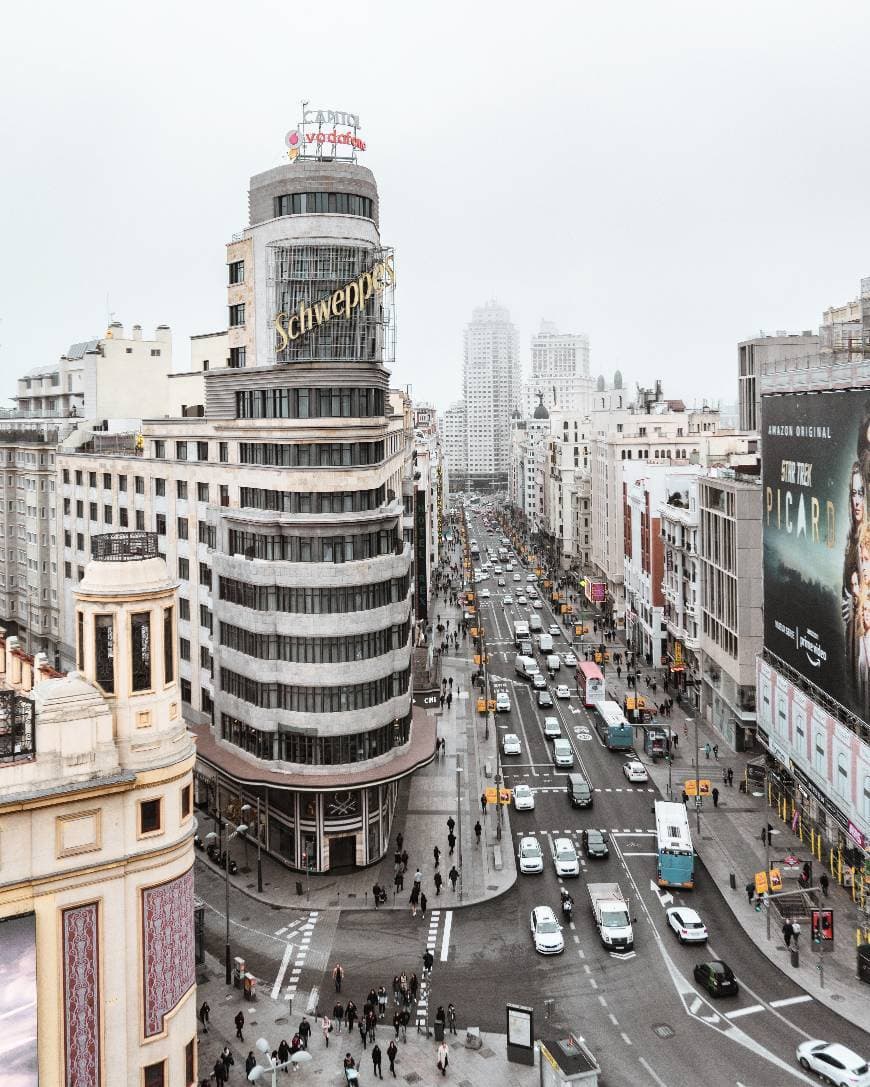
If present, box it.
[193,834,205,851]
[560,892,574,920]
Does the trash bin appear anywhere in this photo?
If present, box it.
[858,944,870,984]
[233,956,246,988]
[434,1021,445,1041]
[790,948,799,969]
[244,973,258,1001]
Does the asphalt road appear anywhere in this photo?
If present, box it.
[197,515,870,1087]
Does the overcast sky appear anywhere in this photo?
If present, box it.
[2,1,869,414]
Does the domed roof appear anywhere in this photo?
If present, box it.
[596,375,606,392]
[533,392,550,420]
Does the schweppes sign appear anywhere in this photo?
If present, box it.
[274,255,396,350]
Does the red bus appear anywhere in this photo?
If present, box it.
[576,661,605,707]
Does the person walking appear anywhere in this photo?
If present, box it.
[413,868,422,889]
[423,949,434,978]
[392,1008,402,1038]
[235,1009,245,1041]
[712,744,719,760]
[401,850,409,872]
[199,1000,211,1034]
[372,1043,384,1079]
[447,1003,457,1035]
[712,787,719,808]
[447,832,457,856]
[474,820,482,844]
[396,832,403,853]
[447,815,456,836]
[446,691,452,709]
[358,1018,368,1050]
[727,767,734,786]
[333,962,344,992]
[409,972,419,1002]
[433,845,441,868]
[321,1014,332,1047]
[434,870,443,895]
[820,871,830,896]
[409,884,420,917]
[761,825,767,847]
[299,1016,311,1049]
[480,792,487,814]
[278,1038,291,1070]
[220,1047,234,1079]
[333,1001,344,1033]
[420,891,428,916]
[213,1059,228,1086]
[448,865,459,891]
[704,742,712,759]
[782,921,793,948]
[378,986,388,1019]
[346,1000,358,1032]
[387,1039,398,1077]
[437,1040,450,1076]
[394,869,404,894]
[246,1052,257,1077]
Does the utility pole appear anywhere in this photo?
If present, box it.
[694,717,701,834]
[765,768,772,941]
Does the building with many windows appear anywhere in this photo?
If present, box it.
[56,153,431,873]
[522,321,593,417]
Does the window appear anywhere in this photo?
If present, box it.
[229,303,245,327]
[64,530,71,547]
[179,637,191,661]
[65,560,72,578]
[814,731,825,774]
[176,442,188,461]
[220,485,229,507]
[94,614,115,693]
[131,612,152,691]
[135,476,144,495]
[88,472,96,487]
[135,510,145,530]
[75,470,82,485]
[219,442,229,463]
[199,604,212,633]
[228,259,244,284]
[63,468,70,484]
[837,753,848,797]
[179,597,190,621]
[156,514,166,536]
[104,505,112,524]
[154,440,166,459]
[228,347,246,369]
[178,557,190,579]
[118,474,127,492]
[199,562,212,590]
[197,441,208,461]
[76,499,83,517]
[76,532,84,551]
[164,607,174,683]
[177,517,189,540]
[139,798,162,836]
[181,785,192,821]
[177,480,187,499]
[155,478,166,497]
[119,507,128,528]
[144,1061,165,1087]
[197,482,209,502]
[77,610,84,670]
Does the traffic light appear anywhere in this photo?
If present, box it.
[755,897,762,912]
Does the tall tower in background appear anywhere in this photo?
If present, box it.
[524,320,592,416]
[461,301,520,488]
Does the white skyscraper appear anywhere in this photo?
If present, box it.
[523,320,592,416]
[462,301,521,483]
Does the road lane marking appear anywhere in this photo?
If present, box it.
[608,1013,619,1026]
[589,978,598,989]
[440,911,453,961]
[638,1056,668,1087]
[769,995,813,1008]
[689,997,702,1015]
[621,1032,632,1045]
[271,942,294,1000]
[725,1004,764,1019]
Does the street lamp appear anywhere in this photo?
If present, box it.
[248,1037,312,1084]
[206,819,248,985]
[241,802,263,894]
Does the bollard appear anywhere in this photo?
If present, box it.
[729,873,736,891]
[790,948,799,969]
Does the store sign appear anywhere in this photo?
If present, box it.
[286,108,365,161]
[848,820,866,849]
[674,641,684,668]
[274,255,395,350]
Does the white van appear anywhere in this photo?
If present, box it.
[537,633,554,653]
[529,614,543,633]
[515,655,540,680]
[546,654,561,673]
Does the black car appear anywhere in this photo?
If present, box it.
[693,960,738,997]
[581,829,609,859]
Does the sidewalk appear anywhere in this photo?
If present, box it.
[195,945,538,1087]
[196,583,516,914]
[602,655,870,1032]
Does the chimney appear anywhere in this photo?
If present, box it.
[132,324,143,341]
[155,324,172,344]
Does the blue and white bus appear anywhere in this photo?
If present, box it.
[593,700,634,751]
[654,800,695,889]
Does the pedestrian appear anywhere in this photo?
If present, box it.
[401,850,409,872]
[333,962,344,992]
[246,1051,257,1077]
[761,826,767,846]
[727,767,734,786]
[394,869,404,893]
[409,884,419,917]
[713,744,719,760]
[213,1059,227,1086]
[447,832,456,855]
[682,791,689,806]
[447,816,456,835]
[278,1038,291,1069]
[435,1005,446,1032]
[447,1003,457,1035]
[321,1014,332,1046]
[221,1047,234,1079]
[446,691,452,709]
[299,1016,311,1049]
[423,949,434,977]
[782,921,793,948]
[673,733,679,750]
[346,1000,358,1031]
[378,986,387,1019]
[235,1009,245,1041]
[413,868,422,889]
[448,865,459,891]
[400,1008,410,1042]
[420,891,428,916]
[440,693,445,710]
[372,1043,384,1079]
[712,787,719,808]
[704,742,711,759]
[434,870,443,895]
[393,1009,402,1039]
[199,1000,211,1034]
[387,1039,398,1077]
[367,1008,377,1042]
[359,1018,368,1049]
[433,845,441,867]
[481,792,487,814]
[437,1040,450,1076]
[409,971,419,1001]
[820,871,829,897]
[333,1001,343,1032]
[474,820,482,843]
[396,832,403,852]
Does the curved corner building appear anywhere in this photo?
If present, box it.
[190,156,432,871]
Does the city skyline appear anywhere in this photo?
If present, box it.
[3,3,870,412]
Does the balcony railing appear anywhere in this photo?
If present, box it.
[0,690,36,763]
[91,531,159,562]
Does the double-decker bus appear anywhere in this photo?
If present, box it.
[593,700,634,750]
[654,800,695,889]
[576,661,605,707]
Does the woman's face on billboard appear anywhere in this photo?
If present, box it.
[852,469,865,524]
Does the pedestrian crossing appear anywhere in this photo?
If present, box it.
[270,910,319,1003]
[515,828,656,836]
[415,908,441,1029]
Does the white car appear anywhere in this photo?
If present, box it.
[513,573,522,582]
[530,905,565,954]
[502,595,513,606]
[623,760,649,783]
[562,651,578,667]
[533,599,544,609]
[496,690,511,713]
[796,1041,870,1086]
[512,784,535,811]
[548,624,561,636]
[531,672,546,690]
[502,733,521,756]
[552,837,580,877]
[493,565,502,574]
[666,907,708,944]
[526,574,537,583]
[497,577,506,587]
[555,684,571,700]
[480,588,491,599]
[543,716,562,738]
[519,836,544,874]
[517,594,528,605]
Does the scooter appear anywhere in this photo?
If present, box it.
[560,892,574,920]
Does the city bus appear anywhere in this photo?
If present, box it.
[654,800,695,889]
[576,661,605,707]
[593,700,634,751]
